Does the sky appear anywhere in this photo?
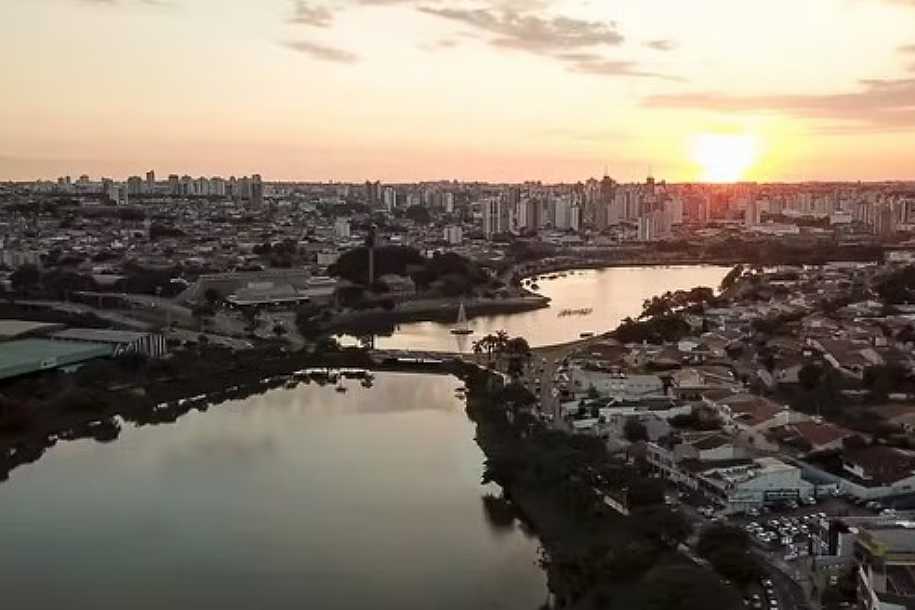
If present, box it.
[1,0,914,183]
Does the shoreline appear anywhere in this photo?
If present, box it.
[509,252,880,285]
[324,295,550,335]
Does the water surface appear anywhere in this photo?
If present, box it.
[0,374,547,610]
[359,265,731,351]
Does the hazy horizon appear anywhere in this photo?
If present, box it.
[3,0,915,183]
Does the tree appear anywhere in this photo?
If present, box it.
[631,505,693,549]
[719,264,745,292]
[634,565,740,610]
[798,363,823,391]
[204,288,223,307]
[624,418,649,443]
[696,524,761,588]
[10,264,41,295]
[864,363,910,400]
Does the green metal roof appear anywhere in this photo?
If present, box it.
[0,339,113,381]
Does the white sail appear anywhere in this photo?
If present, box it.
[451,302,473,335]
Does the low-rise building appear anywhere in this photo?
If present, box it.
[697,457,815,514]
[0,338,113,381]
[856,524,915,610]
[51,328,168,359]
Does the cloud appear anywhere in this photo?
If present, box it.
[418,38,460,51]
[645,39,676,52]
[288,1,334,27]
[644,78,915,131]
[573,60,684,81]
[417,7,623,52]
[77,0,176,7]
[283,40,359,63]
[560,55,684,81]
[900,44,915,53]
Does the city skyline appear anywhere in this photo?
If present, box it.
[2,0,915,183]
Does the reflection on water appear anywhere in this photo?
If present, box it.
[0,374,546,610]
[344,265,731,352]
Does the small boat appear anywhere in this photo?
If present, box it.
[580,332,594,338]
[450,302,473,336]
[335,379,347,393]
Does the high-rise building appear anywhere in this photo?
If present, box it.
[168,174,180,195]
[443,225,463,245]
[250,174,264,208]
[524,198,542,233]
[365,180,381,205]
[595,175,616,230]
[127,176,143,196]
[335,218,351,240]
[745,198,761,226]
[146,170,155,191]
[554,198,571,230]
[383,187,397,211]
[482,198,504,239]
[570,205,582,232]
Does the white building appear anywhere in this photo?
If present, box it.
[334,218,351,240]
[569,369,665,401]
[443,225,463,245]
[697,457,815,514]
[383,187,397,211]
[482,198,504,239]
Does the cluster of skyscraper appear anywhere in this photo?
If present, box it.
[482,175,685,241]
[45,171,264,208]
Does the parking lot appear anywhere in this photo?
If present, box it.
[744,512,827,561]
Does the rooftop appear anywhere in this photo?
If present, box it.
[0,338,112,381]
[0,319,65,340]
[52,328,153,343]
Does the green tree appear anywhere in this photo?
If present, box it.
[10,264,41,295]
[719,264,745,292]
[624,418,649,443]
[634,565,741,610]
[631,505,693,549]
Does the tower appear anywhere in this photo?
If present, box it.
[366,224,378,285]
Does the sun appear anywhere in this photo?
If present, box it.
[691,134,758,183]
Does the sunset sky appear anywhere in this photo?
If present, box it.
[2,0,915,183]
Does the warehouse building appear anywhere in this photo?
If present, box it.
[0,339,113,381]
[50,328,168,359]
[0,320,65,341]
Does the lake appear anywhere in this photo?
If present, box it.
[0,264,732,609]
[354,265,731,352]
[0,373,547,610]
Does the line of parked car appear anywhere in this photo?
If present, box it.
[746,512,829,560]
[747,578,778,609]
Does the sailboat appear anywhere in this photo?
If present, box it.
[450,302,473,336]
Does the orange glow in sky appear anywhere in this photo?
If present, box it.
[691,134,759,183]
[1,0,915,182]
